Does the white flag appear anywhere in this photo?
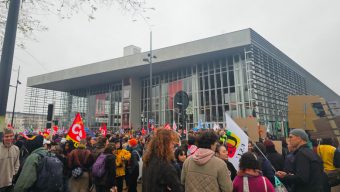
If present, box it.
[225,113,249,171]
[213,123,220,131]
[173,121,177,132]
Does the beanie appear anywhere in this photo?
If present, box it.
[290,129,309,141]
[4,127,14,135]
[128,138,138,147]
[26,135,44,153]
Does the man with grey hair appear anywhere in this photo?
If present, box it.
[276,128,325,192]
[0,128,20,192]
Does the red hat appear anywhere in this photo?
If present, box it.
[129,138,138,147]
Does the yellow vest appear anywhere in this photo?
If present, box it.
[115,149,131,177]
[317,145,336,171]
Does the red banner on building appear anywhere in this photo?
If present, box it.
[168,80,183,109]
[66,113,86,143]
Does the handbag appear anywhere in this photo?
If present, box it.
[72,167,83,179]
[274,176,288,192]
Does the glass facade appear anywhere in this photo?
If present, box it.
[24,41,325,137]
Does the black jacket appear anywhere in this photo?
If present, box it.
[283,144,324,192]
[93,154,116,188]
[142,157,183,192]
[267,152,285,171]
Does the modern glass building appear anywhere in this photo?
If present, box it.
[24,28,340,135]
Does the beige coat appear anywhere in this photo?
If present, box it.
[0,143,20,188]
[181,148,233,192]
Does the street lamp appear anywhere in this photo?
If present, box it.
[143,31,157,132]
[9,66,21,127]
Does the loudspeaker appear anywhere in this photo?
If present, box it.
[47,104,53,121]
[46,122,52,129]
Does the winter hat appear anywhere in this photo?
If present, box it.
[290,129,309,141]
[26,135,44,153]
[4,127,14,135]
[128,138,138,147]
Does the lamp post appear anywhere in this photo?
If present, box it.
[10,66,21,127]
[143,31,156,133]
[0,0,21,137]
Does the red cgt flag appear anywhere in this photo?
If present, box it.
[66,113,86,143]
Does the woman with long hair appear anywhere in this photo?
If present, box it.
[174,147,187,178]
[142,128,183,192]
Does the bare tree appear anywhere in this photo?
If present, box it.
[0,0,152,49]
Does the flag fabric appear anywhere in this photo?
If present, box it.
[99,123,107,136]
[197,119,203,129]
[141,127,146,135]
[213,123,220,131]
[205,122,209,129]
[225,113,249,171]
[172,121,177,132]
[53,125,59,135]
[164,123,171,130]
[66,113,86,143]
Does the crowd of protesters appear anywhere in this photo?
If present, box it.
[1,125,340,192]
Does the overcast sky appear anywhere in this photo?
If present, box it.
[6,0,340,112]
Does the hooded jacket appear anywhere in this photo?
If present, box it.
[0,142,20,188]
[14,147,48,192]
[181,148,233,192]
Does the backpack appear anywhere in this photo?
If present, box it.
[333,149,340,168]
[92,153,107,178]
[35,152,63,192]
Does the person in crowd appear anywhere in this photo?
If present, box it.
[248,141,254,152]
[181,130,233,192]
[317,138,339,189]
[276,129,325,192]
[253,142,275,185]
[232,152,275,192]
[87,137,97,151]
[142,128,183,192]
[187,135,198,157]
[112,138,131,192]
[174,147,187,178]
[0,128,20,192]
[127,138,141,192]
[317,138,338,172]
[92,136,108,160]
[215,144,237,181]
[282,141,296,192]
[264,140,284,171]
[67,139,93,192]
[93,143,117,192]
[14,135,45,192]
[62,140,75,157]
[51,144,69,192]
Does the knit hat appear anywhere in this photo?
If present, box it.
[4,127,14,135]
[128,138,138,147]
[290,129,309,141]
[26,135,44,153]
